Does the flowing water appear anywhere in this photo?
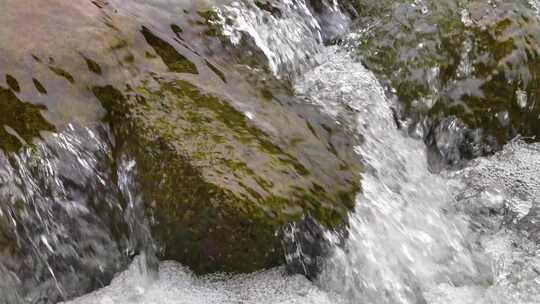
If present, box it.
[1,1,539,304]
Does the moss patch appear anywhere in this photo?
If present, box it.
[49,66,75,84]
[0,86,55,152]
[141,26,198,74]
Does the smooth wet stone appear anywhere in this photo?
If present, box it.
[0,0,115,128]
[349,0,540,167]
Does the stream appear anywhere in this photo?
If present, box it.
[0,1,539,304]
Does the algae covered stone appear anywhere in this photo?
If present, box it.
[93,75,361,274]
[0,85,55,152]
[349,0,540,166]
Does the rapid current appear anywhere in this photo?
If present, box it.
[1,1,539,304]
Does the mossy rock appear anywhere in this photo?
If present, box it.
[0,0,361,280]
[349,0,540,164]
[93,75,360,274]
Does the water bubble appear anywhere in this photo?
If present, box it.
[496,111,509,127]
[516,90,528,109]
[461,9,473,27]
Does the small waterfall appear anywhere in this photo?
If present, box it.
[296,48,488,304]
[216,0,350,78]
[213,1,540,303]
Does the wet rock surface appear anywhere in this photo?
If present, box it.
[347,0,540,168]
[0,1,361,301]
[93,72,360,274]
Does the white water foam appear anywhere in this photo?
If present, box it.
[63,256,345,304]
[440,141,540,304]
[216,0,346,78]
[296,47,486,304]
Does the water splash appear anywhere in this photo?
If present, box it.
[216,0,348,78]
[529,0,540,15]
[63,256,346,304]
[296,48,488,304]
[418,140,540,304]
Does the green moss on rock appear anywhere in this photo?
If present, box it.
[93,77,360,273]
[141,26,198,74]
[0,85,55,152]
[351,0,540,157]
[48,65,75,84]
[5,74,20,92]
[32,78,47,94]
[82,54,103,75]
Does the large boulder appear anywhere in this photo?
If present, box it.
[93,73,361,273]
[111,0,362,275]
[93,0,362,275]
[0,2,361,300]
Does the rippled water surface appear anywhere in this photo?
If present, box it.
[1,0,539,304]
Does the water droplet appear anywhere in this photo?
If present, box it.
[496,111,509,127]
[245,111,255,120]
